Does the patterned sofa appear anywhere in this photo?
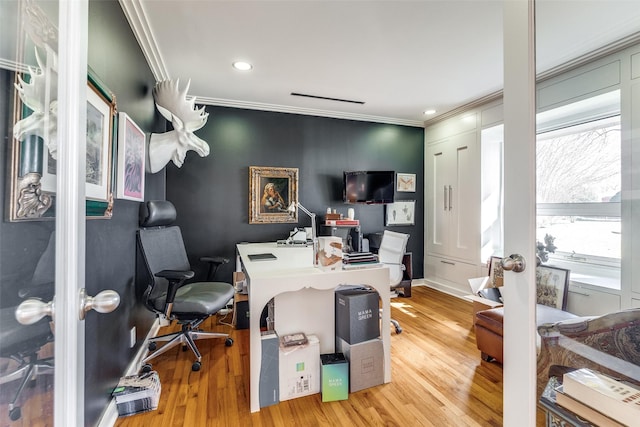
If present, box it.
[536,308,640,398]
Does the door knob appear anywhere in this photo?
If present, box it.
[16,288,120,324]
[79,288,120,320]
[501,254,526,273]
[15,298,55,325]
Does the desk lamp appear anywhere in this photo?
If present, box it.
[288,202,318,267]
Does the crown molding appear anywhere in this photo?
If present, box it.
[118,0,169,81]
[196,96,425,128]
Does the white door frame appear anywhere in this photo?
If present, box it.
[54,1,88,425]
[503,1,537,426]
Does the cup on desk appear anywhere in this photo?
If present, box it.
[347,208,355,220]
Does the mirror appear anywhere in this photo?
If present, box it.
[7,2,116,221]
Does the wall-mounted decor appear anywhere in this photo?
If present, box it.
[116,112,146,201]
[385,200,415,226]
[249,166,298,224]
[488,256,504,287]
[397,173,416,192]
[9,65,117,221]
[536,265,570,310]
[148,79,209,173]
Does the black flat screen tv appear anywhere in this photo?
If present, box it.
[343,171,395,204]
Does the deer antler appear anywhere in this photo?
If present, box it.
[152,79,208,132]
[148,79,211,173]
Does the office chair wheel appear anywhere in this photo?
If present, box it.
[395,326,403,334]
[148,341,157,351]
[9,407,21,421]
[141,363,153,373]
[225,337,234,347]
[192,361,201,371]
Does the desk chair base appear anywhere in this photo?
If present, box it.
[142,319,233,372]
[0,355,53,421]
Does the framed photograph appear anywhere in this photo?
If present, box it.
[249,166,298,224]
[116,112,146,201]
[397,173,416,192]
[536,265,570,310]
[385,200,415,226]
[488,256,504,288]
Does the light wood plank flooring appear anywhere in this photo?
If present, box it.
[114,286,507,426]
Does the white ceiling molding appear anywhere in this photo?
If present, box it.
[118,0,169,81]
[195,96,425,128]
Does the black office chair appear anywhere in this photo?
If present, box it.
[0,231,55,421]
[137,201,235,372]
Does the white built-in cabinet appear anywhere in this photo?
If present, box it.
[424,116,482,296]
[426,132,477,262]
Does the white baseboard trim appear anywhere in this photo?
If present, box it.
[422,280,469,300]
[96,319,162,427]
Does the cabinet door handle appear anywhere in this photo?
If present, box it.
[440,260,455,265]
[443,186,448,211]
[448,185,453,211]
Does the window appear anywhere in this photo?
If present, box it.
[481,90,621,289]
[536,91,621,288]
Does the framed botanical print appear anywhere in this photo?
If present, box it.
[249,166,298,224]
[116,112,146,201]
[536,265,570,310]
[385,200,415,226]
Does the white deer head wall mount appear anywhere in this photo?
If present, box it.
[148,79,210,173]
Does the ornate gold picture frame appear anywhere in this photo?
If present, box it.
[249,166,298,224]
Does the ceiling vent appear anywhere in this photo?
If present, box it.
[290,92,364,105]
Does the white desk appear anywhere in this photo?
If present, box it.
[236,242,391,413]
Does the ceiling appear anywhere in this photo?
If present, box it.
[122,1,640,128]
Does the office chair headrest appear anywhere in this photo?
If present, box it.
[139,200,177,227]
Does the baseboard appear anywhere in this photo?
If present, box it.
[96,319,162,427]
[422,279,469,299]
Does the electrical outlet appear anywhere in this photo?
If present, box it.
[130,327,136,348]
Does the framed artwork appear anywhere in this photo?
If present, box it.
[385,200,415,226]
[249,166,298,224]
[116,112,146,201]
[488,256,504,287]
[397,173,416,192]
[8,67,116,221]
[536,265,570,310]
[85,80,116,201]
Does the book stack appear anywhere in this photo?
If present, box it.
[342,252,381,270]
[112,371,161,417]
[325,219,360,226]
[554,368,640,426]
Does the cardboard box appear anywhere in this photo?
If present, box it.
[320,353,349,402]
[259,331,279,407]
[279,334,320,401]
[336,337,384,392]
[317,236,342,271]
[335,287,380,344]
[233,271,247,294]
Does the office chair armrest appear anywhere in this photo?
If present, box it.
[155,269,195,304]
[155,269,195,281]
[381,262,406,270]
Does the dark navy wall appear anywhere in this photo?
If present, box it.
[167,107,425,283]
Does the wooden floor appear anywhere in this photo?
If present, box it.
[114,286,506,427]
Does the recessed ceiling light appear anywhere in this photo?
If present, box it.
[232,61,253,71]
[424,109,436,116]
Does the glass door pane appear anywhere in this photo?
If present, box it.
[0,0,59,423]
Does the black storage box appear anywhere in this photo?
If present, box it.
[335,287,380,344]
